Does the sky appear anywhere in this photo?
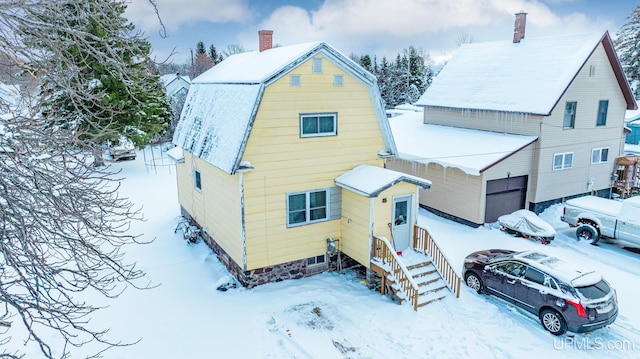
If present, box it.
[125,0,638,67]
[6,148,640,358]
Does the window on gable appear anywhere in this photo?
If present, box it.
[563,101,577,129]
[290,75,301,87]
[194,168,202,192]
[553,152,573,170]
[287,189,328,227]
[591,147,609,164]
[596,100,608,126]
[312,58,323,74]
[300,113,337,137]
[333,75,343,86]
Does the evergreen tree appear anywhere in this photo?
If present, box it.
[36,0,171,158]
[615,5,640,99]
[209,44,221,64]
[1,1,168,357]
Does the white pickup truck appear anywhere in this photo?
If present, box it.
[561,195,640,245]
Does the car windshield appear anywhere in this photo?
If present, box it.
[575,279,611,299]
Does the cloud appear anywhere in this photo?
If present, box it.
[125,0,252,32]
[247,0,614,64]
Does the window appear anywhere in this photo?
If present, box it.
[523,267,545,285]
[596,100,608,126]
[287,189,328,226]
[300,113,337,137]
[290,75,301,87]
[591,147,609,164]
[553,152,573,170]
[589,65,596,77]
[194,169,202,192]
[333,75,343,86]
[307,255,326,266]
[495,262,525,277]
[563,101,577,129]
[312,58,323,74]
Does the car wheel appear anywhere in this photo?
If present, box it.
[465,272,483,294]
[540,309,567,336]
[576,223,599,245]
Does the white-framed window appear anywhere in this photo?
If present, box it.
[287,189,328,227]
[596,100,608,126]
[312,58,323,74]
[563,101,576,129]
[290,75,300,87]
[300,113,337,137]
[333,75,343,86]
[194,168,202,192]
[591,147,609,164]
[307,255,326,266]
[553,152,573,170]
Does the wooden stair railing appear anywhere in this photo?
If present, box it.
[413,225,462,298]
[371,235,420,311]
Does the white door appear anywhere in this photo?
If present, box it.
[391,195,412,251]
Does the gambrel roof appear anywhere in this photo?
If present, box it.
[173,42,395,174]
[416,31,637,115]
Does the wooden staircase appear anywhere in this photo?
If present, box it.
[384,251,449,308]
[370,226,461,311]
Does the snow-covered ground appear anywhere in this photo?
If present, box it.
[10,148,640,358]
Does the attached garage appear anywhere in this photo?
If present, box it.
[485,175,528,223]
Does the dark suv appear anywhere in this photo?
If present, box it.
[463,249,617,335]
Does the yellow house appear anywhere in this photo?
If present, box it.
[170,31,433,290]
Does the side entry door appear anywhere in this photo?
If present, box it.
[391,195,412,251]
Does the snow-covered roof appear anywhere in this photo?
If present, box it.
[160,73,191,87]
[417,31,636,115]
[166,146,184,163]
[389,112,538,175]
[173,41,395,174]
[194,42,323,84]
[173,84,262,173]
[335,164,431,197]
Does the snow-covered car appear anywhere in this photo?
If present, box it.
[107,137,136,161]
[463,249,618,335]
[498,209,555,244]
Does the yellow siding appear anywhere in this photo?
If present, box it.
[241,55,387,270]
[372,182,418,239]
[176,151,244,266]
[340,190,372,266]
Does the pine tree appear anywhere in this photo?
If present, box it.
[1,1,167,357]
[615,5,640,99]
[35,0,171,157]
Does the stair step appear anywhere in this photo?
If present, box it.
[417,280,447,296]
[406,261,433,271]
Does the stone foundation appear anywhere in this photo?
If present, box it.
[179,206,364,288]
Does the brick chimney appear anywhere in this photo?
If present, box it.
[513,11,527,43]
[259,30,273,52]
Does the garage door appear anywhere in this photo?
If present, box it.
[485,176,527,223]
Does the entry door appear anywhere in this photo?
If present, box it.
[392,195,412,251]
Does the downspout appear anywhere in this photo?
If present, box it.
[239,171,247,271]
[369,197,375,260]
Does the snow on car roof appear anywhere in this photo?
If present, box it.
[514,251,602,286]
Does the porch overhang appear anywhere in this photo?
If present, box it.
[335,164,431,198]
